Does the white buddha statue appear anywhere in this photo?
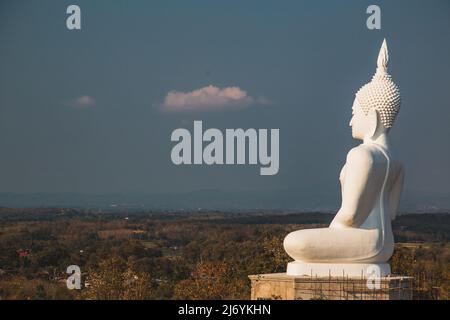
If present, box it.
[284,39,404,277]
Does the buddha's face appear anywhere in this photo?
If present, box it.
[349,98,371,140]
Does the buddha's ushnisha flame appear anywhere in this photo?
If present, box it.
[355,39,401,128]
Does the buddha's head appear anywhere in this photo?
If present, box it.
[350,39,401,141]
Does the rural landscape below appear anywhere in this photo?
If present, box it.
[0,208,448,300]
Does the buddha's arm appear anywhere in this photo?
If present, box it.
[388,164,404,220]
[330,147,383,228]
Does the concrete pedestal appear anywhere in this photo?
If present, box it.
[249,273,413,300]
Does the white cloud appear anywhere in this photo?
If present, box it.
[67,95,96,108]
[161,85,268,112]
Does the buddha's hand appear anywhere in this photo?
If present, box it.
[329,219,346,229]
[329,213,355,229]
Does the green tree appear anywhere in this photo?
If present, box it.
[84,256,153,300]
[173,261,247,300]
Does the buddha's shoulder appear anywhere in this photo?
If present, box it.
[346,145,384,165]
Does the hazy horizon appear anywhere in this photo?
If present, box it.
[1,188,449,212]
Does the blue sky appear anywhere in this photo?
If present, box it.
[0,1,449,209]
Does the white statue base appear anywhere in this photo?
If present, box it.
[286,261,391,277]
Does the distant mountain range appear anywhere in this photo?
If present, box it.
[0,189,449,213]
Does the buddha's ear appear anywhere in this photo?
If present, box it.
[366,109,379,139]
